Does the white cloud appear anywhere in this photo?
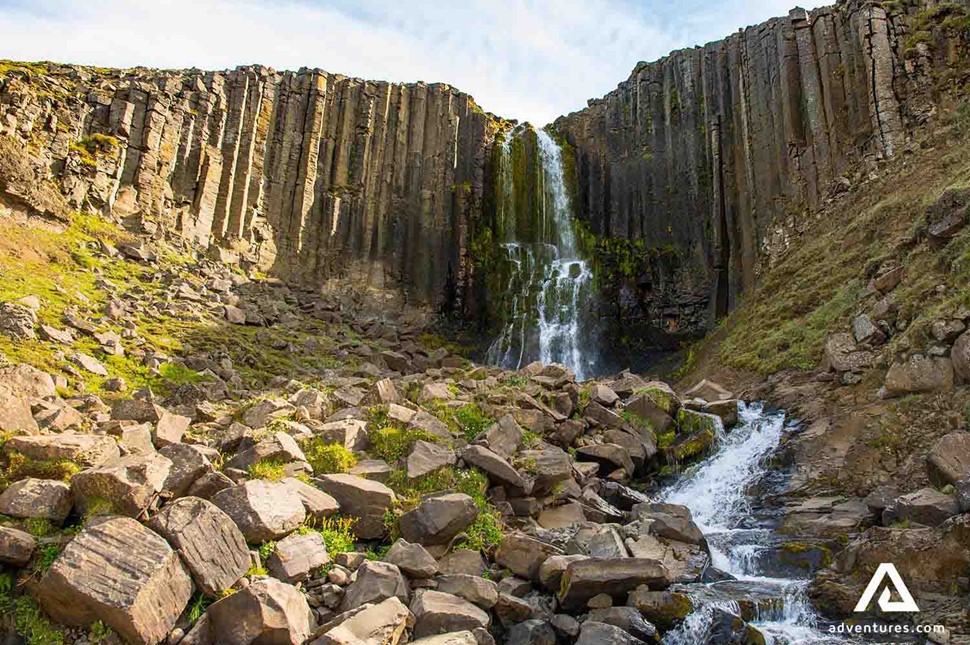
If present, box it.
[0,0,827,124]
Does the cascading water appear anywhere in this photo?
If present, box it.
[661,403,847,645]
[485,126,595,380]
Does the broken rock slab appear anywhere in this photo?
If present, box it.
[211,480,306,542]
[35,516,193,645]
[207,576,315,645]
[0,478,73,523]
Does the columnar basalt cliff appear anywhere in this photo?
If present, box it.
[0,65,502,309]
[555,0,967,341]
[0,0,967,354]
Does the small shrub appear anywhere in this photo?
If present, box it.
[303,439,357,474]
[89,620,113,644]
[248,458,287,482]
[369,426,436,463]
[14,596,63,645]
[313,516,357,554]
[257,541,276,562]
[23,518,56,538]
[33,545,60,572]
[453,404,493,441]
[521,429,541,447]
[502,375,528,388]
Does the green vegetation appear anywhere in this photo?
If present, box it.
[23,518,57,538]
[89,620,113,643]
[186,593,213,624]
[303,439,357,474]
[32,545,61,572]
[247,458,288,482]
[1,452,81,488]
[428,403,493,442]
[69,134,119,168]
[13,597,63,645]
[304,516,356,554]
[369,425,438,463]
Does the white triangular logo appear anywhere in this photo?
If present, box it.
[854,563,920,613]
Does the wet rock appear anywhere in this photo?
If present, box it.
[338,560,410,612]
[148,496,250,596]
[0,526,36,566]
[703,399,739,427]
[207,577,314,645]
[433,574,498,609]
[211,480,306,542]
[882,487,960,527]
[559,558,669,610]
[626,587,694,631]
[407,440,456,480]
[313,596,413,645]
[588,606,658,642]
[267,530,330,583]
[883,355,954,396]
[384,538,438,578]
[71,452,173,517]
[495,532,564,581]
[0,478,72,523]
[410,590,490,639]
[316,473,395,539]
[35,516,193,645]
[927,432,970,487]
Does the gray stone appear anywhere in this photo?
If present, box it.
[35,516,193,645]
[207,577,314,645]
[316,474,396,539]
[407,440,456,480]
[226,431,307,471]
[384,538,438,578]
[159,443,211,497]
[927,432,970,487]
[0,302,36,340]
[433,574,498,609]
[883,355,954,396]
[211,480,306,542]
[0,478,72,523]
[148,496,250,596]
[6,433,120,467]
[882,487,960,527]
[461,445,528,491]
[399,493,479,546]
[313,596,412,645]
[267,530,330,583]
[559,558,670,610]
[475,414,523,459]
[495,533,564,581]
[410,590,490,639]
[282,476,340,520]
[338,560,410,612]
[71,452,173,517]
[0,526,35,566]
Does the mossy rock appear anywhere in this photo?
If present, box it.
[636,385,680,415]
[667,428,716,463]
[628,588,693,631]
[676,408,721,435]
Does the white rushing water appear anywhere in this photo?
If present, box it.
[661,403,846,645]
[485,127,594,379]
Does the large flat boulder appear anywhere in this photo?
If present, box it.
[559,558,670,610]
[6,433,120,467]
[315,474,395,539]
[35,516,193,645]
[495,533,564,581]
[338,560,410,612]
[410,590,490,639]
[927,432,970,487]
[211,480,306,542]
[314,596,413,645]
[148,496,250,596]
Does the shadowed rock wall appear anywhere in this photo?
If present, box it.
[553,0,964,340]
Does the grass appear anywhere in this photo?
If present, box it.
[302,516,357,555]
[33,544,60,572]
[431,403,494,441]
[302,439,357,474]
[22,518,57,538]
[710,129,970,375]
[13,597,63,645]
[186,593,213,624]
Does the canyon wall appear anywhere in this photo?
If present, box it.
[554,0,965,339]
[0,64,502,310]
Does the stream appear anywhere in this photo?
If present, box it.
[659,402,849,644]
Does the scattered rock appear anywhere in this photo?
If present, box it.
[0,478,72,523]
[267,530,331,583]
[399,493,479,547]
[207,576,315,645]
[211,480,306,542]
[316,474,396,539]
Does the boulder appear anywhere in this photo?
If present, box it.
[437,549,486,576]
[559,558,670,610]
[0,526,36,566]
[314,596,413,645]
[538,554,589,591]
[505,620,557,645]
[852,314,886,345]
[0,364,56,400]
[624,394,673,433]
[953,330,970,384]
[153,411,191,447]
[588,606,658,642]
[410,590,490,639]
[267,530,330,583]
[683,379,733,403]
[537,502,586,530]
[158,443,211,497]
[282,476,340,520]
[111,399,163,423]
[495,533,564,581]
[383,538,438,578]
[575,443,634,477]
[319,419,368,451]
[583,401,624,429]
[474,414,523,459]
[226,431,307,471]
[0,478,72,523]
[883,355,954,396]
[494,591,532,626]
[702,400,739,427]
[315,474,396,539]
[823,333,874,372]
[626,587,694,631]
[207,577,314,645]
[591,383,620,406]
[148,497,250,596]
[408,632,477,645]
[399,493,479,546]
[882,488,960,527]
[0,302,36,340]
[433,574,498,609]
[338,560,410,612]
[211,480,306,542]
[0,384,38,434]
[460,445,528,491]
[71,452,173,517]
[241,398,295,429]
[407,440,456,480]
[6,433,120,467]
[517,447,572,494]
[576,621,645,645]
[35,516,193,645]
[927,432,970,487]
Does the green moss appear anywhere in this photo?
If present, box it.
[303,439,357,475]
[23,517,56,538]
[88,621,113,644]
[369,426,437,464]
[257,541,276,561]
[2,452,81,486]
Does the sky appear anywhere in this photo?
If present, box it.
[0,0,826,125]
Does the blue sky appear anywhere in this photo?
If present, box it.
[0,0,825,124]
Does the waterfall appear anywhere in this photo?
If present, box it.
[485,126,595,380]
[661,403,846,645]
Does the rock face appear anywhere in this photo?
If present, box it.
[35,516,193,645]
[553,1,941,340]
[0,65,496,310]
